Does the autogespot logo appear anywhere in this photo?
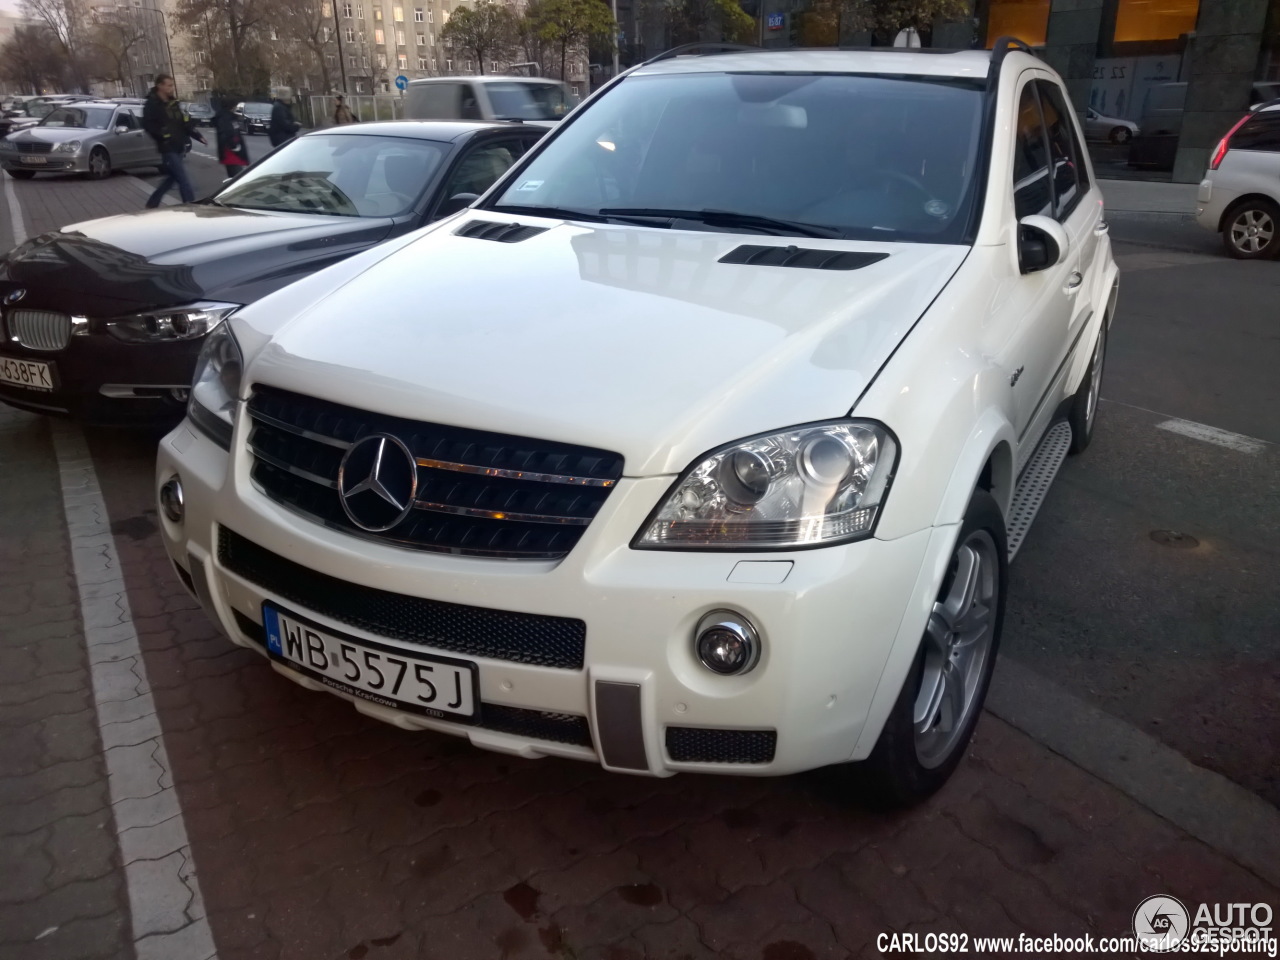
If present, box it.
[1134,895,1190,951]
[337,433,418,532]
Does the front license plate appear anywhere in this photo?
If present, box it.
[262,603,479,721]
[21,156,47,165]
[0,356,56,391]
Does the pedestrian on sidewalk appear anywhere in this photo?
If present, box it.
[269,95,301,148]
[332,95,358,126]
[213,96,250,179]
[143,74,206,208]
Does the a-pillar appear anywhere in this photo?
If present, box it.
[1171,0,1270,183]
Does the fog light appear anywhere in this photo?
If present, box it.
[159,476,184,523]
[694,611,760,676]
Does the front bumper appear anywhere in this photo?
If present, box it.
[0,333,201,425]
[2,155,84,173]
[157,414,953,777]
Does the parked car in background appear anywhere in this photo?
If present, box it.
[0,100,159,180]
[154,43,1118,806]
[1132,81,1280,170]
[183,101,215,126]
[1196,100,1280,259]
[1084,107,1138,143]
[236,101,273,135]
[405,76,580,125]
[0,120,546,423]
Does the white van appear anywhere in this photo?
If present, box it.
[404,76,579,125]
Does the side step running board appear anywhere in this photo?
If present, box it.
[1007,421,1073,560]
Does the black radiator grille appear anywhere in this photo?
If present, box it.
[219,527,587,669]
[666,727,777,764]
[246,385,623,560]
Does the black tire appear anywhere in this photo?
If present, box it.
[858,488,1007,807]
[6,169,35,180]
[1068,319,1107,455]
[1109,126,1131,144]
[1221,198,1280,260]
[86,147,111,180]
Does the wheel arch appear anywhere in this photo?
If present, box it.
[1218,193,1279,233]
[931,409,1018,529]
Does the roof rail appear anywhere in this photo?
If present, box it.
[643,42,760,66]
[988,35,1034,90]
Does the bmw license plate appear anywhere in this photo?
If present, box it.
[262,603,479,721]
[0,355,56,391]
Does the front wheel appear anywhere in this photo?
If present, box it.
[1222,199,1280,260]
[86,147,111,180]
[6,168,35,180]
[859,488,1007,806]
[1109,126,1132,144]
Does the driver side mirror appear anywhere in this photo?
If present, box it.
[437,192,479,218]
[115,125,129,134]
[1017,215,1070,274]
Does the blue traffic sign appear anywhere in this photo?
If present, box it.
[767,12,784,29]
[395,75,409,91]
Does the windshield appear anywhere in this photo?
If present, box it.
[242,103,272,117]
[485,81,578,121]
[30,100,80,118]
[40,107,115,129]
[215,133,446,217]
[492,72,985,243]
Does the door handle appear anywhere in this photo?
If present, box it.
[1064,271,1084,295]
[1094,220,1109,235]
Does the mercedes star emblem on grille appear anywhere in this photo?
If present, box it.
[337,433,419,532]
[4,289,26,304]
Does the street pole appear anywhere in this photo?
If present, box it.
[333,1,349,93]
[611,0,618,77]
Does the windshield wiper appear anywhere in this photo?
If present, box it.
[488,203,611,223]
[599,208,843,239]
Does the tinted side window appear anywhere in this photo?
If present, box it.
[1036,80,1086,219]
[1013,84,1052,220]
[460,84,482,120]
[443,138,523,196]
[1234,114,1280,152]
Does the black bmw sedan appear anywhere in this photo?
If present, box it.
[0,120,545,423]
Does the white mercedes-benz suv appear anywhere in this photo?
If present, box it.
[157,40,1118,804]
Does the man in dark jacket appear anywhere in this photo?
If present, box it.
[142,74,205,208]
[268,96,300,147]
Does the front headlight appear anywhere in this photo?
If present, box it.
[0,139,15,152]
[635,420,898,550]
[187,322,242,448]
[54,140,81,153]
[105,301,239,343]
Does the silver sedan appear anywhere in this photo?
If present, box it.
[0,100,161,180]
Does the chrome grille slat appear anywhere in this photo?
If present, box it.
[245,386,624,559]
[6,309,72,351]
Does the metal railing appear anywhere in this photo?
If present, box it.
[309,94,407,128]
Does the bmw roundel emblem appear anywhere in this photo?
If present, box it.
[3,289,25,305]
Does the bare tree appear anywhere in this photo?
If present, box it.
[0,24,70,93]
[267,0,336,93]
[85,8,151,96]
[441,0,516,75]
[175,0,271,93]
[21,0,89,91]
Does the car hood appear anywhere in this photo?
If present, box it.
[0,206,394,314]
[244,218,968,476]
[9,126,100,143]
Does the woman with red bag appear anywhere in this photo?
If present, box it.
[213,96,251,179]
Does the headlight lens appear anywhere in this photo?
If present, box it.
[635,421,898,549]
[187,322,242,446]
[54,140,81,153]
[105,301,239,343]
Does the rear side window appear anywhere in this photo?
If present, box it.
[1036,80,1088,219]
[1233,114,1280,152]
[406,81,461,119]
[1013,84,1052,220]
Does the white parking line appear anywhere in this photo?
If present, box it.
[4,173,28,245]
[1100,399,1271,454]
[50,421,218,960]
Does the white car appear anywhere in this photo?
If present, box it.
[156,40,1118,804]
[1195,101,1280,259]
[1084,107,1139,144]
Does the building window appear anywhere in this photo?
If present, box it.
[349,54,357,67]
[381,79,390,92]
[431,57,437,70]
[374,6,382,19]
[322,25,331,41]
[342,2,351,16]
[418,56,428,69]
[416,32,425,45]
[356,80,365,92]
[398,53,408,68]
[1114,0,1198,43]
[374,27,384,43]
[358,30,365,42]
[465,59,471,71]
[414,6,423,21]
[377,53,386,67]
[984,0,1050,48]
[356,3,364,16]
[322,2,332,15]
[344,26,354,41]
[491,60,498,73]
[446,57,452,70]
[393,5,403,20]
[427,8,432,22]
[396,28,405,44]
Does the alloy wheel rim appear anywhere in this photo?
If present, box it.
[913,529,999,769]
[91,152,107,176]
[1086,325,1105,429]
[1231,210,1274,254]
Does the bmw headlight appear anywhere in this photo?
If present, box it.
[54,140,81,153]
[635,421,898,549]
[187,322,242,448]
[105,301,239,343]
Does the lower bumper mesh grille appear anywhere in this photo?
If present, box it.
[218,526,586,669]
[666,727,777,764]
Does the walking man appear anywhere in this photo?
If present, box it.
[143,74,205,208]
[269,94,301,147]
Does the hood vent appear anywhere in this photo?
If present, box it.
[456,220,548,243]
[719,245,888,271]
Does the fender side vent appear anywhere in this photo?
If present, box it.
[719,245,888,271]
[456,220,549,243]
